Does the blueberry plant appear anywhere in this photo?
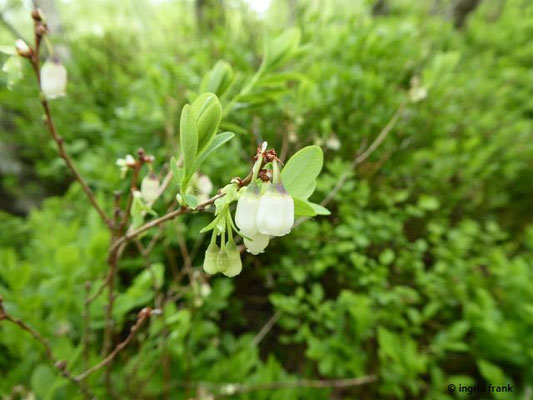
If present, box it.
[0,8,329,399]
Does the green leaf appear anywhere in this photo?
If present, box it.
[191,93,222,154]
[293,197,317,217]
[200,216,219,233]
[184,194,199,208]
[194,131,235,170]
[31,364,55,398]
[265,28,301,71]
[0,45,16,55]
[179,104,198,189]
[477,359,505,383]
[418,195,440,211]
[299,181,316,200]
[309,202,331,216]
[2,55,23,89]
[219,121,248,136]
[281,145,323,199]
[200,61,234,97]
[170,156,183,186]
[258,72,306,87]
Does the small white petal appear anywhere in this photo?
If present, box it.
[244,232,270,255]
[125,155,136,165]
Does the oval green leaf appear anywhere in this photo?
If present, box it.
[281,145,323,199]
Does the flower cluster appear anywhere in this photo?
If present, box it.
[203,143,294,277]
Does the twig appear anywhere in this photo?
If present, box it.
[218,375,377,395]
[75,307,152,382]
[145,202,177,255]
[119,149,145,233]
[0,297,94,399]
[85,275,109,304]
[110,206,188,255]
[40,101,112,228]
[27,11,112,230]
[169,375,377,395]
[102,241,124,356]
[251,311,281,347]
[82,281,91,369]
[320,101,406,208]
[176,224,194,278]
[108,171,251,257]
[150,167,174,206]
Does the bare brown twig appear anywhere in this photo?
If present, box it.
[251,311,281,346]
[76,307,152,382]
[119,149,145,233]
[27,11,112,230]
[217,375,377,396]
[320,101,406,208]
[108,171,253,256]
[170,375,377,396]
[82,281,91,369]
[102,241,125,356]
[0,297,94,399]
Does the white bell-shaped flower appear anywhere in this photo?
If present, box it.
[256,184,294,237]
[140,173,160,203]
[243,232,270,255]
[40,58,67,100]
[235,184,260,236]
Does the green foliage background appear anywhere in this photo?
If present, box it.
[1,0,532,398]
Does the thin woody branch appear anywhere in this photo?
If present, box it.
[75,307,152,382]
[108,171,253,256]
[27,9,113,230]
[219,375,377,394]
[320,100,406,208]
[0,297,94,399]
[172,374,377,396]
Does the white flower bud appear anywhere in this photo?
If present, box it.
[140,173,160,203]
[203,243,219,275]
[15,40,31,57]
[200,282,211,297]
[325,135,341,151]
[243,232,270,255]
[235,184,260,236]
[256,184,294,237]
[195,173,213,204]
[196,173,213,195]
[40,58,67,100]
[223,242,242,277]
[216,249,230,273]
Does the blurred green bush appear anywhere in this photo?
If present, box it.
[1,0,532,399]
